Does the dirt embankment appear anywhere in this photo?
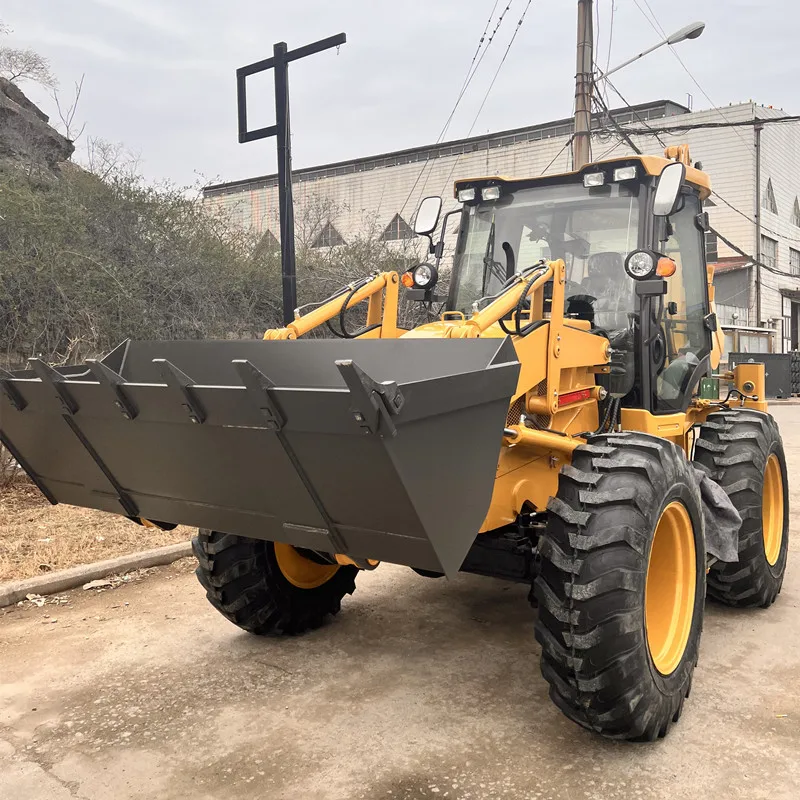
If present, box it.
[0,482,191,582]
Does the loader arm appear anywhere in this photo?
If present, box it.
[263,271,400,340]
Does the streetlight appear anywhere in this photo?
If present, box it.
[596,21,705,81]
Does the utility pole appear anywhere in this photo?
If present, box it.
[236,33,346,325]
[573,0,594,169]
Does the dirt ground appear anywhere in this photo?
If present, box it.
[0,483,190,581]
[0,405,798,800]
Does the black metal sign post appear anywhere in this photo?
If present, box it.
[236,33,346,326]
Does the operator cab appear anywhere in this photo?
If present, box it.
[411,151,716,415]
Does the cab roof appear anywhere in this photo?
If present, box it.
[454,149,712,201]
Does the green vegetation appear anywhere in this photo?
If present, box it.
[0,163,423,369]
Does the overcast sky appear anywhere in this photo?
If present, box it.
[3,1,793,187]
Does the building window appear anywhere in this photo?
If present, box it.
[793,198,800,227]
[762,178,778,214]
[381,214,415,241]
[312,222,345,248]
[761,235,778,268]
[790,248,800,276]
[705,230,718,262]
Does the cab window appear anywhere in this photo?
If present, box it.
[654,193,711,412]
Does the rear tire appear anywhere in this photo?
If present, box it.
[192,530,357,635]
[534,432,705,740]
[694,409,789,608]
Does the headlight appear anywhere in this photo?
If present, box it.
[481,186,501,201]
[625,250,657,279]
[613,166,637,181]
[413,263,438,288]
[583,172,605,187]
[457,188,476,202]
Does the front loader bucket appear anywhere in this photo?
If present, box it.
[0,338,520,576]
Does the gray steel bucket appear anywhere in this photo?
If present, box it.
[0,337,520,576]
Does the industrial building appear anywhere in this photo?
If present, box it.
[204,99,800,354]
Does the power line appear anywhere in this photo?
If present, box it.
[439,0,535,195]
[596,115,800,136]
[398,0,515,216]
[631,0,750,146]
[463,0,534,138]
[592,91,643,155]
[594,137,626,162]
[598,71,667,148]
[604,0,616,78]
[710,225,798,278]
[540,134,575,175]
[435,0,511,145]
[591,111,800,243]
[710,189,800,245]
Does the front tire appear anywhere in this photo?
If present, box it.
[192,531,357,635]
[534,432,706,740]
[694,409,789,608]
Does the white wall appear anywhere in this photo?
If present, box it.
[206,101,800,348]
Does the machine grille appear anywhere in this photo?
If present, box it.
[506,396,524,427]
[529,380,551,430]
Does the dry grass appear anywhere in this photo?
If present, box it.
[0,481,191,582]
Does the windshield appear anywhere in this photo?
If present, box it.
[450,180,642,398]
[450,181,641,322]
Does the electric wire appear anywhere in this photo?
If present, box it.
[439,0,535,195]
[631,0,750,146]
[539,134,575,175]
[709,226,798,278]
[594,136,626,161]
[598,72,667,148]
[421,2,513,171]
[592,91,643,154]
[463,1,534,139]
[598,115,800,136]
[398,0,515,216]
[709,189,800,245]
[604,0,616,85]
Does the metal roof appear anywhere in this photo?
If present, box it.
[203,100,690,198]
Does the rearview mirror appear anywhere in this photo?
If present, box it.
[413,196,443,235]
[653,162,686,217]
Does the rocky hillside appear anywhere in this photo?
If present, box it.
[0,77,73,173]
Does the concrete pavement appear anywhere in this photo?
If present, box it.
[1,406,799,800]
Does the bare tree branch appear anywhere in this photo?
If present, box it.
[52,74,86,142]
[0,44,57,88]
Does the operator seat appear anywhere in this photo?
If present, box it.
[581,251,633,333]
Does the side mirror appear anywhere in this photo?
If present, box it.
[413,196,443,235]
[653,162,686,217]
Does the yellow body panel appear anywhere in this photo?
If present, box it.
[732,362,769,413]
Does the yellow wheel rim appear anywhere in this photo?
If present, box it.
[645,502,697,676]
[762,453,784,566]
[273,543,339,589]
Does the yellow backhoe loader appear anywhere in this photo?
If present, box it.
[0,145,788,740]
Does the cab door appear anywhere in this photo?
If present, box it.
[652,191,713,413]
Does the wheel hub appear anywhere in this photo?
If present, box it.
[762,453,784,566]
[274,543,339,589]
[645,501,696,676]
